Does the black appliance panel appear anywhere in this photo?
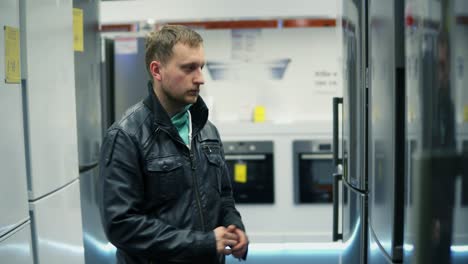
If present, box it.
[224,141,274,204]
[101,38,115,132]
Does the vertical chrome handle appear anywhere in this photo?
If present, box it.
[333,172,343,241]
[333,97,343,166]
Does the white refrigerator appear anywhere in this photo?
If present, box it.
[0,0,33,263]
[19,0,85,263]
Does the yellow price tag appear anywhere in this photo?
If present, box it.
[464,105,468,123]
[73,8,84,52]
[253,106,266,123]
[4,26,21,83]
[234,163,247,183]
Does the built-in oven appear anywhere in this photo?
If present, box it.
[223,141,274,204]
[293,140,334,203]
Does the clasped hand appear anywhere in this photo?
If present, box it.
[213,225,248,259]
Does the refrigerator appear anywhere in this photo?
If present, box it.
[335,0,468,264]
[403,0,468,263]
[101,36,148,127]
[73,0,117,263]
[452,2,468,262]
[19,0,85,263]
[0,0,34,263]
[333,1,368,264]
[367,0,406,263]
[334,0,407,263]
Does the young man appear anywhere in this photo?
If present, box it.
[99,25,248,264]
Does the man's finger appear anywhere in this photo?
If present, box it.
[225,239,238,247]
[224,232,239,241]
[231,229,247,251]
[230,240,245,251]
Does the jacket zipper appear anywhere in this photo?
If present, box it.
[159,126,206,231]
[186,112,205,231]
[190,145,206,231]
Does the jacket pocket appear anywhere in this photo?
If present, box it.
[201,143,223,194]
[146,155,185,201]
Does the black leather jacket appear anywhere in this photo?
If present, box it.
[99,84,245,264]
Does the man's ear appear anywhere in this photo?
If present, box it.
[150,61,162,81]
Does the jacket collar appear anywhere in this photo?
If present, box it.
[143,81,209,136]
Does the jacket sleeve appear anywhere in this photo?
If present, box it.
[98,128,216,260]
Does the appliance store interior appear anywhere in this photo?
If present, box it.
[1,0,467,264]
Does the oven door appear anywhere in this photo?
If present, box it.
[298,153,334,203]
[225,154,274,204]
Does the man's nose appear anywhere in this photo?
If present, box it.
[194,68,205,85]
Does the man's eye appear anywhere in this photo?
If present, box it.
[183,65,196,71]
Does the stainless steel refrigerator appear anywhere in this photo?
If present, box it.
[0,0,34,263]
[334,0,406,263]
[73,0,117,263]
[333,1,368,264]
[335,0,468,264]
[367,0,406,263]
[403,0,468,263]
[101,36,148,127]
[19,0,85,263]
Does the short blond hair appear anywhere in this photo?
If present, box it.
[145,25,203,79]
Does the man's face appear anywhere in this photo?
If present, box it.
[158,43,205,111]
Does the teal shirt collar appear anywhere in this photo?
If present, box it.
[171,105,191,146]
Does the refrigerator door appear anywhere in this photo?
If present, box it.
[0,221,34,264]
[29,179,85,264]
[341,0,368,191]
[453,143,468,264]
[101,37,147,127]
[367,0,405,262]
[113,37,148,121]
[368,229,394,264]
[403,0,423,259]
[74,0,102,171]
[404,0,467,263]
[336,0,368,262]
[80,168,117,264]
[0,0,30,238]
[341,182,367,264]
[19,0,79,199]
[73,1,116,263]
[452,1,468,263]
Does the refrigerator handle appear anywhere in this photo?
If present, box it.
[332,172,343,241]
[333,97,343,166]
[79,161,99,173]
